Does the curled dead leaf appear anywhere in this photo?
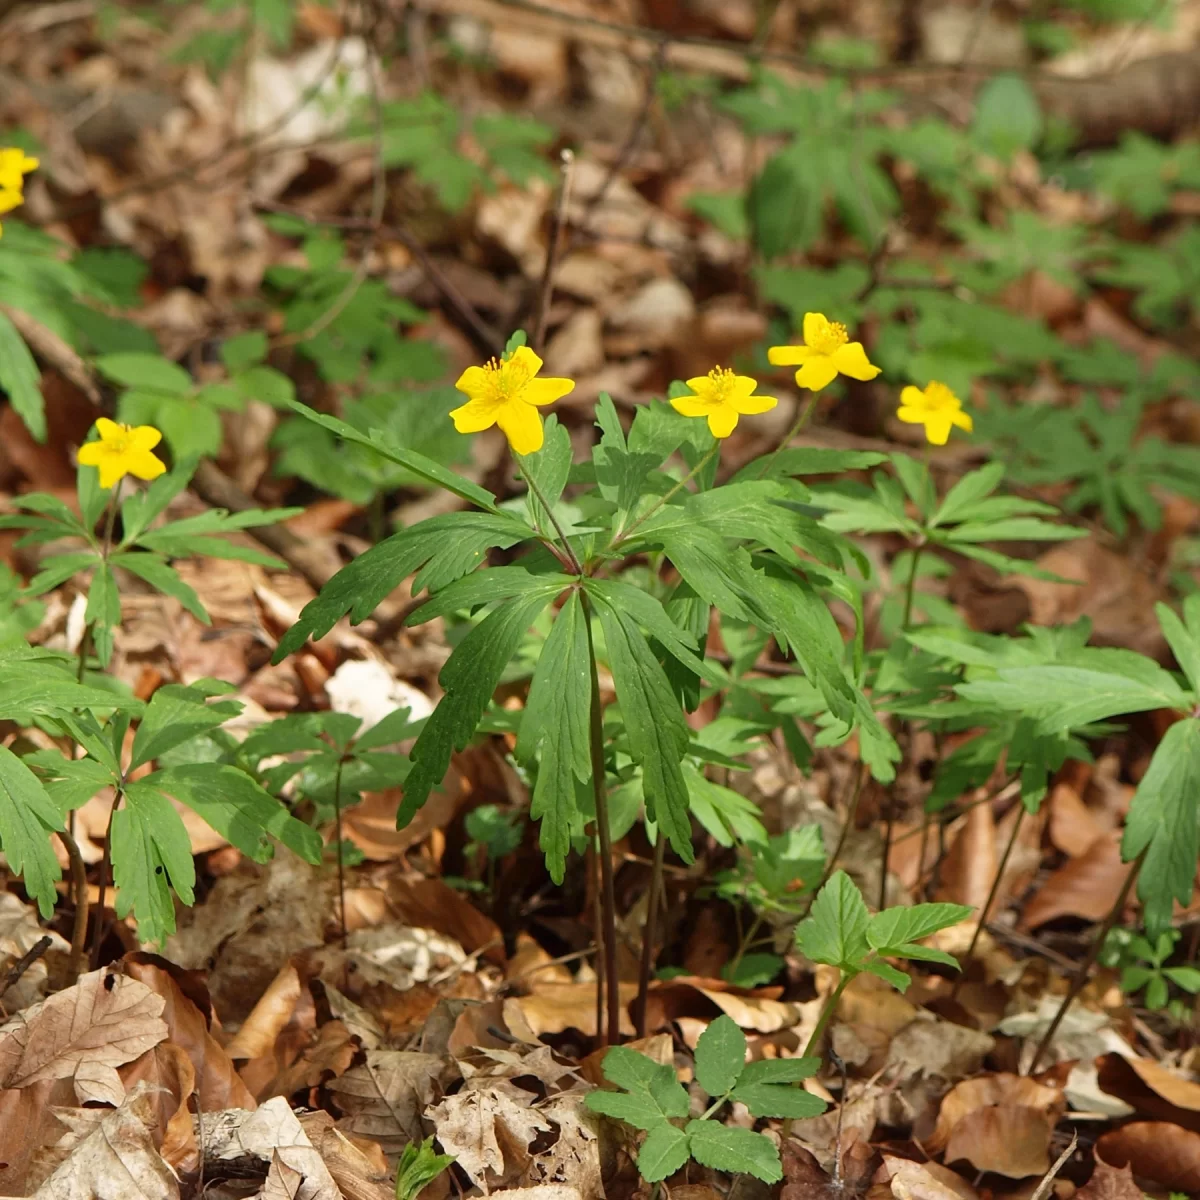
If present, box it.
[1075,1158,1145,1200]
[1096,1053,1200,1132]
[1019,831,1127,930]
[1096,1121,1200,1193]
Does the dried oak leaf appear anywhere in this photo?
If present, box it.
[1096,1121,1200,1193]
[29,1083,178,1200]
[328,1050,457,1161]
[426,1082,551,1188]
[297,1110,394,1200]
[0,969,167,1105]
[1075,1158,1144,1200]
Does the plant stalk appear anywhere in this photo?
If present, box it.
[55,829,88,982]
[582,592,621,1047]
[89,789,121,970]
[804,970,851,1058]
[755,392,818,480]
[519,460,582,573]
[901,542,923,630]
[1029,851,1144,1074]
[333,755,348,960]
[633,833,666,1037]
[614,442,719,548]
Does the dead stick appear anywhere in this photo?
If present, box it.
[0,936,53,1001]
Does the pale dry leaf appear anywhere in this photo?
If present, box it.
[943,1105,1055,1178]
[30,1083,178,1200]
[883,1156,979,1200]
[929,1074,1065,1153]
[0,969,168,1105]
[200,1096,341,1200]
[225,961,304,1061]
[525,1091,603,1200]
[258,1151,305,1200]
[0,894,69,1013]
[514,982,637,1039]
[297,1110,394,1200]
[328,1050,457,1160]
[426,1084,551,1188]
[119,1041,198,1174]
[1075,1158,1144,1200]
[885,1016,994,1082]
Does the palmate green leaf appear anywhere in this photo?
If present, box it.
[406,566,570,625]
[0,662,134,722]
[0,310,46,441]
[286,399,499,512]
[96,352,192,394]
[636,1124,691,1183]
[129,683,242,771]
[401,589,560,828]
[737,1057,820,1086]
[592,597,694,860]
[594,394,664,527]
[111,552,208,624]
[867,902,973,956]
[26,751,114,815]
[274,511,534,659]
[734,448,886,481]
[115,780,196,946]
[685,766,768,850]
[23,552,102,597]
[930,462,1006,528]
[1122,717,1200,936]
[584,580,708,679]
[119,459,198,545]
[0,746,65,918]
[685,1121,782,1183]
[795,869,869,971]
[520,415,573,532]
[516,590,590,884]
[353,706,420,752]
[729,1081,827,1119]
[86,563,120,667]
[1156,596,1200,696]
[694,1015,746,1097]
[150,763,323,866]
[863,958,912,991]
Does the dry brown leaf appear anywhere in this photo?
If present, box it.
[121,955,256,1112]
[1075,1159,1145,1200]
[0,894,68,1014]
[342,783,458,862]
[1096,1121,1200,1193]
[882,1156,979,1200]
[935,802,996,911]
[258,1151,305,1199]
[328,1050,457,1160]
[943,1105,1056,1178]
[1020,831,1127,930]
[1096,1053,1200,1131]
[506,933,574,987]
[885,1016,995,1082]
[0,968,168,1105]
[515,982,638,1039]
[118,1041,197,1173]
[262,1019,357,1101]
[387,877,505,963]
[1047,781,1105,858]
[929,1073,1065,1153]
[425,1084,551,1189]
[225,961,303,1061]
[838,970,920,1037]
[30,1083,178,1200]
[0,1080,71,1195]
[642,977,816,1037]
[297,1111,394,1200]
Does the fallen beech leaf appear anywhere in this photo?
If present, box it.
[885,1016,994,1082]
[30,1083,178,1200]
[225,961,303,1061]
[929,1073,1065,1153]
[1019,831,1127,929]
[1096,1121,1200,1193]
[388,877,505,963]
[943,1105,1055,1178]
[881,1155,979,1200]
[425,1084,551,1189]
[261,1019,357,1101]
[506,933,574,986]
[642,977,817,1036]
[328,1050,457,1160]
[119,1042,198,1173]
[121,956,256,1112]
[0,968,168,1105]
[514,982,638,1038]
[0,1080,70,1194]
[1075,1158,1144,1200]
[1047,781,1105,858]
[298,1110,394,1200]
[935,801,995,912]
[1096,1054,1200,1132]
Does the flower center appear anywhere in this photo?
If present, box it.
[482,356,531,406]
[106,424,136,454]
[809,321,848,356]
[924,381,958,410]
[703,367,737,405]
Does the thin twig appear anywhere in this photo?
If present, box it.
[1029,1132,1078,1200]
[531,149,575,354]
[0,936,53,1002]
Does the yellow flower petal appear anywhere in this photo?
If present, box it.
[508,345,545,376]
[129,425,163,453]
[767,345,811,367]
[454,365,490,399]
[522,377,575,407]
[127,450,167,482]
[832,341,881,381]
[96,458,125,489]
[684,375,718,399]
[802,312,831,347]
[895,406,926,426]
[898,385,926,411]
[76,441,105,467]
[708,407,739,439]
[952,409,974,433]
[734,393,778,415]
[497,402,544,456]
[925,416,952,446]
[795,356,839,392]
[670,395,711,419]
[450,399,498,434]
[94,417,123,441]
[0,190,22,215]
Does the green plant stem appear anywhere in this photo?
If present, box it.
[804,970,851,1058]
[333,755,348,960]
[1029,850,1145,1074]
[901,539,924,630]
[755,392,817,480]
[633,833,666,1037]
[582,591,621,1047]
[89,788,122,970]
[55,829,88,983]
[952,803,1025,1000]
[800,763,867,920]
[613,442,719,547]
[729,911,765,977]
[519,460,582,574]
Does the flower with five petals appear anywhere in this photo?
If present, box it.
[77,419,167,490]
[449,346,574,456]
[670,367,778,438]
[767,312,881,392]
[0,148,37,194]
[896,380,973,446]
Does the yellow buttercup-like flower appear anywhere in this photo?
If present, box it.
[768,312,881,392]
[896,381,973,446]
[0,148,37,194]
[449,346,574,456]
[670,367,778,439]
[77,419,167,490]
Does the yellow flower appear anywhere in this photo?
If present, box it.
[896,380,973,446]
[0,148,37,194]
[449,346,574,456]
[670,367,778,439]
[767,312,881,392]
[77,419,167,489]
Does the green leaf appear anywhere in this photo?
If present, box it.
[721,953,784,988]
[221,331,268,371]
[516,590,591,884]
[863,958,913,991]
[274,512,533,660]
[736,448,886,481]
[592,597,694,861]
[86,563,120,667]
[584,580,707,679]
[130,684,242,771]
[520,416,573,532]
[685,1121,782,1183]
[593,394,668,527]
[111,552,209,624]
[150,763,324,865]
[972,74,1042,158]
[587,1045,690,1128]
[930,462,1006,528]
[729,1080,827,1119]
[406,566,570,626]
[794,869,869,970]
[96,352,192,394]
[401,590,559,828]
[0,310,46,441]
[1156,596,1200,696]
[353,707,419,752]
[867,902,972,954]
[0,746,64,918]
[737,1057,820,1085]
[115,780,196,945]
[636,1124,690,1183]
[27,751,113,815]
[1122,717,1200,935]
[694,1015,746,1097]
[395,1137,455,1200]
